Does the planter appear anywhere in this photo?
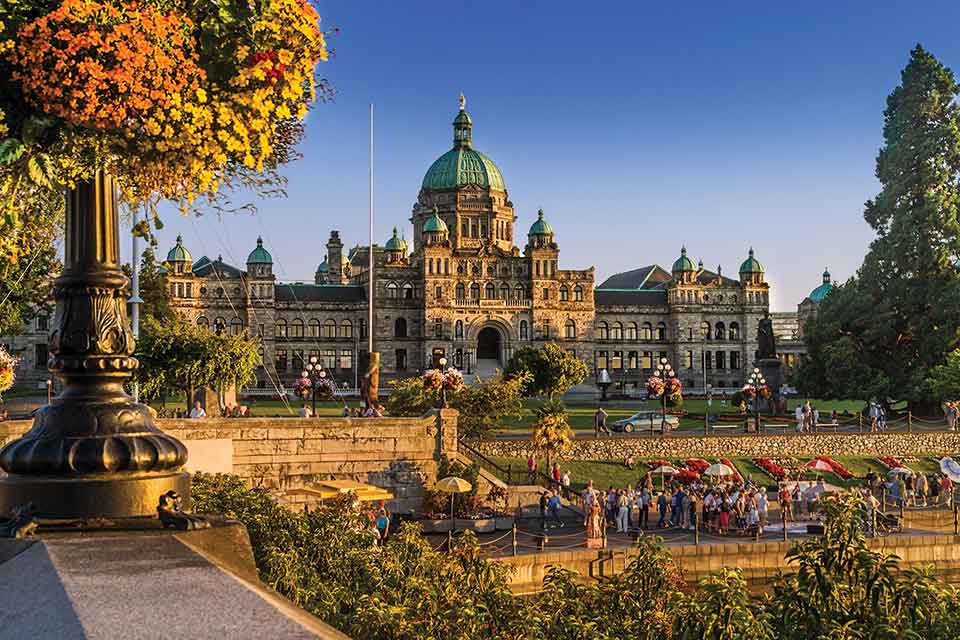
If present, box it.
[457,518,495,533]
[420,518,452,533]
[495,516,514,531]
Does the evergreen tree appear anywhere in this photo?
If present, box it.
[0,207,59,337]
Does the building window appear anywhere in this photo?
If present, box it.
[435,286,443,299]
[560,286,569,302]
[275,319,287,338]
[403,283,414,300]
[323,319,336,338]
[456,283,465,299]
[500,283,510,300]
[705,351,713,369]
[656,322,667,341]
[597,321,609,341]
[34,343,47,370]
[387,282,398,298]
[434,318,443,338]
[185,283,192,298]
[275,349,288,372]
[470,283,480,299]
[396,349,407,372]
[611,322,623,341]
[542,287,550,300]
[341,320,353,338]
[394,318,407,338]
[715,322,725,341]
[520,320,529,341]
[626,322,638,341]
[230,318,243,335]
[686,350,694,369]
[214,317,226,334]
[308,319,320,337]
[455,320,464,340]
[197,316,208,330]
[641,351,653,370]
[340,350,352,370]
[701,321,711,340]
[485,282,496,299]
[595,351,608,370]
[641,322,652,341]
[729,322,740,340]
[515,285,524,301]
[542,319,551,339]
[359,320,367,339]
[730,351,741,370]
[611,351,623,369]
[564,319,576,339]
[36,315,49,331]
[292,350,304,372]
[716,351,726,369]
[574,285,583,302]
[291,319,304,338]
[627,351,638,369]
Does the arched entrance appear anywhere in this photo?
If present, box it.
[477,327,501,362]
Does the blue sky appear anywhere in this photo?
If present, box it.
[133,1,960,310]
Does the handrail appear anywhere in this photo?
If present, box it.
[459,437,517,485]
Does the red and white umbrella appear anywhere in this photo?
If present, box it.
[806,459,833,472]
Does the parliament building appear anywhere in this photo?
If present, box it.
[4,98,834,396]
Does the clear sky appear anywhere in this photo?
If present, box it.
[132,1,960,310]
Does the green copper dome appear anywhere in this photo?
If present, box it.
[385,227,408,252]
[421,95,506,192]
[528,209,553,236]
[809,268,833,303]
[423,207,448,233]
[166,235,192,263]
[316,259,329,274]
[738,247,764,274]
[672,246,694,272]
[247,237,273,264]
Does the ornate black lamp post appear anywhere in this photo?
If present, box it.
[746,367,767,433]
[304,356,326,417]
[0,173,189,519]
[653,357,675,434]
[438,357,448,408]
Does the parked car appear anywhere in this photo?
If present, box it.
[611,411,679,433]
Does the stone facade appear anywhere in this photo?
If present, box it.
[469,430,960,462]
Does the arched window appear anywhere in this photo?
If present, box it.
[230,317,243,335]
[455,320,464,340]
[394,318,407,338]
[291,318,304,338]
[611,322,623,341]
[455,283,465,299]
[323,319,336,338]
[196,316,209,329]
[574,285,583,302]
[341,320,353,338]
[402,282,414,300]
[559,286,569,302]
[470,283,480,299]
[434,318,443,338]
[626,322,638,341]
[485,282,496,299]
[565,319,576,339]
[701,321,711,340]
[386,282,398,298]
[656,321,667,341]
[500,283,510,300]
[514,285,524,300]
[307,319,320,337]
[275,319,287,338]
[520,320,529,340]
[714,322,726,341]
[597,321,609,341]
[729,322,741,340]
[641,322,653,341]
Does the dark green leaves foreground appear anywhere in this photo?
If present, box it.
[192,473,960,640]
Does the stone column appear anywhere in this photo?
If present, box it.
[0,172,189,519]
[435,408,459,458]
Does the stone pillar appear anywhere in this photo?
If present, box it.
[435,408,459,459]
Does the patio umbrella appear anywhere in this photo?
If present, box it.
[650,465,678,491]
[435,476,473,538]
[888,467,913,476]
[704,463,734,477]
[806,459,834,473]
[940,457,960,483]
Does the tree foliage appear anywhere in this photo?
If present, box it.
[797,45,960,409]
[122,246,174,323]
[530,400,574,471]
[134,315,260,407]
[504,342,588,400]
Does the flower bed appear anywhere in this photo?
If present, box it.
[684,459,710,474]
[720,458,743,483]
[752,458,787,481]
[878,456,904,469]
[815,456,854,480]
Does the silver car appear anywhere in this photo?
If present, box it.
[611,411,679,433]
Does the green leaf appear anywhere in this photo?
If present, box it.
[27,156,50,188]
[0,139,24,166]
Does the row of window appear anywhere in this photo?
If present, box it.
[597,321,667,341]
[594,350,743,371]
[275,349,353,372]
[385,282,420,300]
[274,318,361,339]
[699,321,741,341]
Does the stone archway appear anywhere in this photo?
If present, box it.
[477,327,501,362]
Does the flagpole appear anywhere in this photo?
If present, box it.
[368,103,374,355]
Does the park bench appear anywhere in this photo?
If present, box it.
[711,423,742,434]
[762,423,792,433]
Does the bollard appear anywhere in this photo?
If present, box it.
[782,508,788,542]
[512,523,518,556]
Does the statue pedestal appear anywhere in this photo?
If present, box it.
[756,358,784,412]
[585,535,603,549]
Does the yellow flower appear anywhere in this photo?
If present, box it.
[196,87,207,103]
[277,49,293,65]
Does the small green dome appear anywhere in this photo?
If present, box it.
[421,96,506,192]
[316,259,329,274]
[247,237,273,264]
[423,207,448,233]
[738,247,764,274]
[385,227,408,253]
[166,235,192,264]
[809,268,833,303]
[672,246,694,273]
[528,209,553,236]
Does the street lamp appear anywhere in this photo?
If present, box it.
[304,355,326,417]
[438,356,448,408]
[746,367,767,433]
[653,357,675,435]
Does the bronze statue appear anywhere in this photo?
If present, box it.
[362,351,380,410]
[757,311,776,359]
[157,491,211,531]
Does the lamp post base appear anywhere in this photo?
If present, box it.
[0,471,190,520]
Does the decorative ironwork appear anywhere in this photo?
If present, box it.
[0,503,38,539]
[157,491,211,531]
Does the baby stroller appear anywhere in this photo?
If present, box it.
[874,511,901,536]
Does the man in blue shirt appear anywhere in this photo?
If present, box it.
[547,491,563,528]
[657,492,668,528]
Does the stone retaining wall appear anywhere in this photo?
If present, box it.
[0,409,460,514]
[471,431,960,461]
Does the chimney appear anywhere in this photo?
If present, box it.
[327,231,343,283]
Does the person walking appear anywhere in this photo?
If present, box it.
[941,475,953,506]
[538,491,548,529]
[561,470,571,489]
[375,508,390,545]
[778,483,792,522]
[547,491,564,528]
[551,463,562,487]
[656,491,668,528]
[527,453,538,483]
[916,473,929,507]
[756,489,769,526]
[581,480,597,527]
[615,490,629,533]
[945,401,958,432]
[594,406,610,437]
[639,487,651,529]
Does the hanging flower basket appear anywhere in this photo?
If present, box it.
[422,369,443,392]
[646,376,665,397]
[293,375,312,400]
